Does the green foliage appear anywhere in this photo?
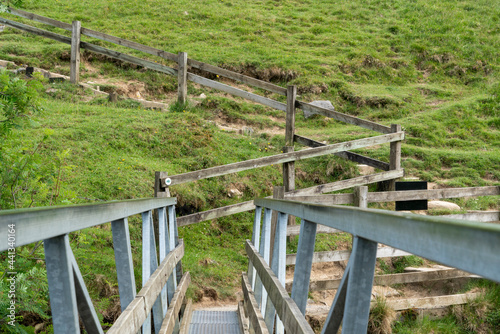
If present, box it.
[0,265,50,333]
[0,70,44,136]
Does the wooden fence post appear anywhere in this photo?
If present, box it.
[178,52,188,105]
[155,171,171,198]
[284,85,297,237]
[70,20,81,84]
[389,124,402,191]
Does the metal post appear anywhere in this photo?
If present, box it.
[112,218,137,312]
[70,21,81,84]
[254,208,272,312]
[264,212,288,334]
[158,207,169,315]
[44,234,80,333]
[167,205,178,301]
[248,206,262,288]
[284,85,297,238]
[291,219,317,315]
[70,251,104,334]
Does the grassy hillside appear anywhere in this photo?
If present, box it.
[0,0,499,332]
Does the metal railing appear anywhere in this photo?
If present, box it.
[0,197,187,334]
[244,187,500,334]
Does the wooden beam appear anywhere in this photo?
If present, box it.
[284,169,404,197]
[241,273,270,334]
[442,211,500,222]
[178,299,193,334]
[290,268,479,292]
[7,7,72,30]
[70,21,81,84]
[81,42,177,76]
[178,52,188,104]
[177,200,256,226]
[287,186,500,207]
[107,241,184,334]
[175,170,404,227]
[287,224,341,237]
[187,73,287,111]
[387,293,480,311]
[246,241,315,334]
[286,246,411,266]
[368,186,500,203]
[297,101,392,134]
[294,135,390,171]
[0,17,71,44]
[159,272,191,334]
[163,133,404,186]
[188,59,287,95]
[237,300,250,334]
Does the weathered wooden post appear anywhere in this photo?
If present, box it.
[283,85,297,238]
[389,124,402,191]
[177,52,188,105]
[155,171,171,198]
[70,21,81,84]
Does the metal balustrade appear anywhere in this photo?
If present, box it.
[244,187,500,334]
[0,197,185,334]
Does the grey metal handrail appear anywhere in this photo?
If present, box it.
[0,197,182,334]
[246,190,500,334]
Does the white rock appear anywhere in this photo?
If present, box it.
[199,93,207,99]
[228,188,243,198]
[358,164,375,176]
[428,200,461,211]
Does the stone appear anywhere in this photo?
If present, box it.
[199,93,207,99]
[228,188,243,198]
[372,286,400,299]
[305,100,335,119]
[358,164,375,176]
[428,200,461,211]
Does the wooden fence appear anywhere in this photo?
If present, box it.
[1,8,405,228]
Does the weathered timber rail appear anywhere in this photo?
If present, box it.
[243,192,500,334]
[0,198,187,334]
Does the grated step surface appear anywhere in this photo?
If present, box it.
[188,310,242,334]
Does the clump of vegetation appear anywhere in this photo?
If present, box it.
[368,296,396,334]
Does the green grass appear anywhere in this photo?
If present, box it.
[0,0,499,332]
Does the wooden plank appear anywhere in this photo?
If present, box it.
[286,187,500,208]
[178,299,193,334]
[297,101,392,134]
[368,186,500,203]
[107,298,146,334]
[286,194,353,207]
[441,211,500,222]
[109,241,184,334]
[294,134,390,171]
[188,59,287,95]
[284,169,404,197]
[0,17,71,44]
[237,300,250,334]
[241,273,270,334]
[286,246,411,266]
[159,272,191,334]
[81,42,177,76]
[246,241,315,334]
[387,293,481,311]
[287,224,341,237]
[163,133,404,186]
[295,268,479,292]
[81,27,178,62]
[187,73,287,111]
[177,200,256,226]
[7,7,72,30]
